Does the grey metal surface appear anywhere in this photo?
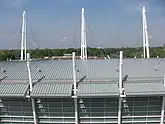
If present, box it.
[0,61,28,80]
[30,60,73,80]
[31,82,73,97]
[123,58,165,80]
[77,82,119,97]
[0,58,164,81]
[0,83,29,97]
[124,81,165,96]
[0,58,164,97]
[75,59,119,81]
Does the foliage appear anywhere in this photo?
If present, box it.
[0,47,165,61]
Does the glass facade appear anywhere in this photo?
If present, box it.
[0,98,34,124]
[122,97,162,124]
[36,98,75,124]
[0,97,164,124]
[78,98,118,123]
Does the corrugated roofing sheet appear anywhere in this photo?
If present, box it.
[124,81,165,96]
[30,60,73,80]
[0,83,29,97]
[0,58,164,81]
[31,83,72,97]
[0,59,165,97]
[28,59,165,81]
[0,61,28,80]
[75,59,118,80]
[123,58,165,80]
[77,82,118,97]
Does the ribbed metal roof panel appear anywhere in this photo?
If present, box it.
[0,58,164,82]
[75,59,119,80]
[77,82,118,97]
[123,58,165,80]
[0,83,29,97]
[0,61,28,80]
[30,60,73,80]
[31,83,72,97]
[124,82,165,96]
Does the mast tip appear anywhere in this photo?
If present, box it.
[82,8,85,13]
[23,10,26,15]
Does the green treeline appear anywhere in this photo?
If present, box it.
[0,47,165,60]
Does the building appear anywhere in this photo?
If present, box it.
[0,58,165,124]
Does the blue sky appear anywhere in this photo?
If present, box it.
[0,0,165,49]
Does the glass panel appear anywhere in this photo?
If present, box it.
[122,97,162,123]
[79,98,118,123]
[0,98,33,123]
[36,98,75,123]
[133,117,146,121]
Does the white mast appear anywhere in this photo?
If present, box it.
[80,8,87,60]
[27,53,32,92]
[24,11,27,60]
[142,6,150,58]
[21,10,27,60]
[21,11,25,60]
[118,51,123,124]
[27,53,38,124]
[144,6,150,59]
[142,6,146,58]
[72,52,78,124]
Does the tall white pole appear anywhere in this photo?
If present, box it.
[142,6,146,58]
[72,52,77,95]
[24,11,27,60]
[81,8,84,60]
[119,51,123,93]
[80,8,87,60]
[143,6,150,58]
[142,6,150,58]
[84,9,87,60]
[118,51,123,124]
[84,21,87,60]
[72,52,79,124]
[27,53,37,124]
[21,11,26,60]
[27,53,32,92]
